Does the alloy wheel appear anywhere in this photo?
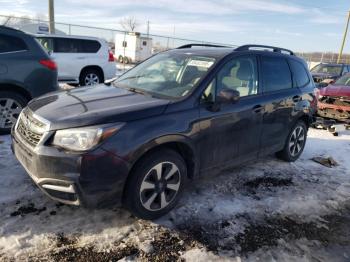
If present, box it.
[0,98,22,129]
[139,161,181,211]
[84,73,100,86]
[289,125,305,157]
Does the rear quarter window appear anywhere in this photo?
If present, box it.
[289,59,310,87]
[53,38,101,53]
[0,34,27,53]
[261,56,292,92]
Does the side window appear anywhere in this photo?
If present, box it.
[0,34,27,53]
[289,59,310,87]
[54,38,75,53]
[79,40,101,53]
[53,38,101,53]
[262,57,292,92]
[216,56,258,97]
[201,79,216,103]
[343,66,349,74]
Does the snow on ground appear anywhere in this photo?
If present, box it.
[0,126,350,261]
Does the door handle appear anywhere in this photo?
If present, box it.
[252,105,263,113]
[292,95,302,102]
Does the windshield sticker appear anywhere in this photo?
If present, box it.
[188,60,214,68]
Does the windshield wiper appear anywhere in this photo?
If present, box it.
[117,74,149,82]
[128,87,148,95]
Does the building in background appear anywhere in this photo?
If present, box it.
[19,22,66,35]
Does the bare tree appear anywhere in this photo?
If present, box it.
[119,16,139,32]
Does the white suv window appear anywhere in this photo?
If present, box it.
[53,38,101,53]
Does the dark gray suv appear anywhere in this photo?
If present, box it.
[12,44,317,220]
[0,26,58,134]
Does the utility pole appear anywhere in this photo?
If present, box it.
[146,20,150,38]
[48,0,55,34]
[337,11,350,64]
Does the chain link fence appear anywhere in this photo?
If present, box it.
[0,15,235,50]
[1,15,349,67]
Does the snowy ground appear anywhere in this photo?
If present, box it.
[1,126,350,261]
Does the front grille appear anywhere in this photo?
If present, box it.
[16,109,48,147]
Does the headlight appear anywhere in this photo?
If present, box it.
[52,123,124,151]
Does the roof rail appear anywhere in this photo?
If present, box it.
[235,44,294,56]
[177,43,231,49]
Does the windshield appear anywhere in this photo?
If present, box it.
[114,52,216,99]
[311,64,342,75]
[334,74,350,86]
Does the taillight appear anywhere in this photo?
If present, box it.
[39,59,57,70]
[108,51,115,62]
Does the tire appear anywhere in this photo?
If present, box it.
[79,68,103,86]
[0,91,27,135]
[276,121,307,162]
[123,56,130,64]
[124,149,187,220]
[118,55,123,63]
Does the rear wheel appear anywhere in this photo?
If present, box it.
[123,56,130,64]
[124,149,187,220]
[0,91,27,135]
[79,69,103,86]
[276,121,307,162]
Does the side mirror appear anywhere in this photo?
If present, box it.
[217,89,240,104]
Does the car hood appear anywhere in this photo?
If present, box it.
[319,84,350,97]
[28,84,170,130]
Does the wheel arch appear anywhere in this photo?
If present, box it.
[129,135,198,180]
[0,83,32,102]
[297,114,312,128]
[79,65,105,83]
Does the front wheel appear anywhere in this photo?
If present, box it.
[276,121,307,162]
[124,149,187,220]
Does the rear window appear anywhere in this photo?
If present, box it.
[53,38,101,53]
[0,34,27,53]
[289,59,310,87]
[262,57,292,92]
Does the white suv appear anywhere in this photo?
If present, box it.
[36,35,116,86]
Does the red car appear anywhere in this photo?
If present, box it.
[317,73,350,121]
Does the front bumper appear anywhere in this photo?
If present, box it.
[318,101,350,121]
[11,129,130,208]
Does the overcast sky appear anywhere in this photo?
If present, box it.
[1,0,350,53]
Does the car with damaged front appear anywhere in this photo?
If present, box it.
[311,63,350,85]
[317,73,350,121]
[11,44,317,220]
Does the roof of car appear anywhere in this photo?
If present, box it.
[168,45,301,62]
[318,63,349,66]
[167,47,234,59]
[33,34,104,42]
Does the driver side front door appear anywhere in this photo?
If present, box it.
[198,55,264,172]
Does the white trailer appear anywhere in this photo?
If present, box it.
[115,32,152,64]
